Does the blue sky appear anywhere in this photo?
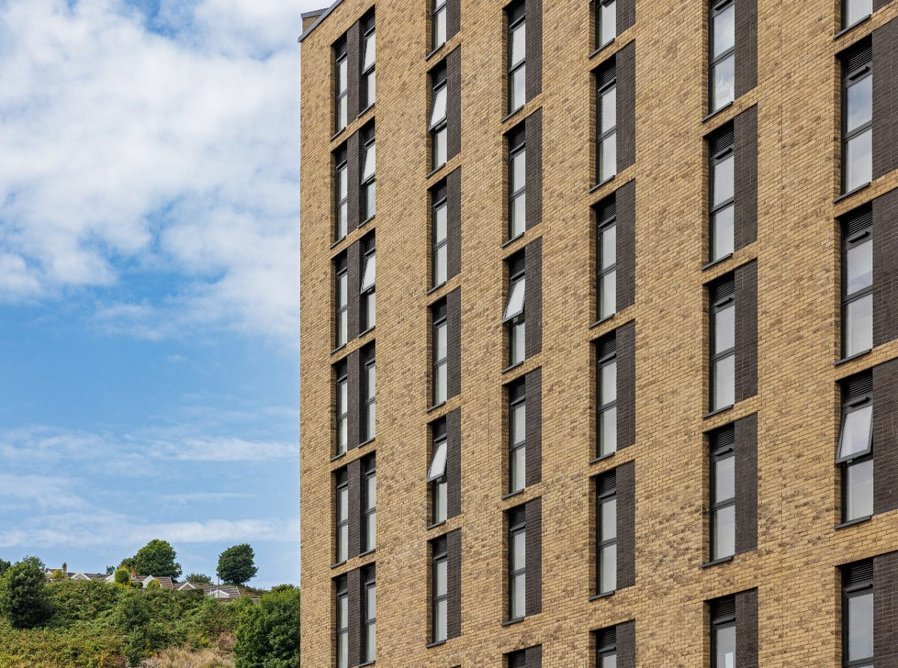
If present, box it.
[0,0,322,587]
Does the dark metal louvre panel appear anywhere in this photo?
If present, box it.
[843,40,872,74]
[597,469,616,495]
[597,625,616,649]
[432,416,447,440]
[713,424,736,449]
[508,124,526,152]
[508,504,526,528]
[845,559,874,587]
[596,194,616,225]
[432,178,447,203]
[709,123,735,155]
[844,206,873,237]
[711,275,735,302]
[508,378,526,403]
[844,371,873,401]
[432,534,447,558]
[508,651,526,668]
[711,595,736,621]
[507,0,525,23]
[597,333,616,359]
[596,58,616,88]
[431,59,447,87]
[432,298,447,321]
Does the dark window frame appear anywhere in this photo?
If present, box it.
[710,426,736,560]
[360,235,376,332]
[709,0,736,113]
[596,335,618,458]
[506,0,527,113]
[504,253,527,365]
[839,374,874,523]
[335,254,348,348]
[596,62,617,184]
[335,361,349,456]
[431,536,449,643]
[362,348,376,442]
[429,419,449,524]
[507,649,526,668]
[335,468,349,563]
[709,127,735,262]
[433,300,449,406]
[335,146,349,241]
[841,44,873,194]
[507,506,527,621]
[596,199,617,321]
[595,0,617,50]
[433,0,448,50]
[595,626,617,666]
[334,38,349,133]
[710,277,736,411]
[361,126,377,222]
[508,380,527,494]
[430,62,449,170]
[507,127,528,240]
[362,455,377,552]
[596,471,617,595]
[335,575,349,668]
[710,596,737,668]
[361,13,376,110]
[841,210,873,358]
[362,566,377,662]
[841,560,874,668]
[432,181,449,287]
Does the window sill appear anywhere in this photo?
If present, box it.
[357,103,375,119]
[358,661,376,667]
[703,404,734,420]
[501,232,526,249]
[702,253,733,271]
[426,519,447,531]
[358,548,376,558]
[589,175,616,194]
[589,591,615,601]
[426,281,448,296]
[330,560,347,569]
[834,14,871,40]
[590,314,616,329]
[589,452,616,465]
[701,555,734,569]
[834,182,870,203]
[702,101,734,124]
[330,451,347,463]
[426,401,448,414]
[588,38,615,60]
[501,489,527,501]
[835,515,872,530]
[502,616,526,627]
[330,127,348,143]
[426,42,448,62]
[331,342,348,355]
[359,325,376,337]
[501,361,525,375]
[360,215,376,227]
[834,349,872,367]
[359,436,376,448]
[427,163,449,180]
[426,640,447,649]
[501,105,527,125]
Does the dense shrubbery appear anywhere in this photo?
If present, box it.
[0,570,298,667]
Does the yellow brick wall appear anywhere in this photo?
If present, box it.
[300,0,898,665]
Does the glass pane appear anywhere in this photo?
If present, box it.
[339,381,348,414]
[846,458,874,521]
[366,403,376,438]
[338,487,349,521]
[512,403,526,444]
[433,129,447,169]
[511,321,526,365]
[338,98,347,130]
[338,202,348,238]
[365,624,376,660]
[599,132,617,181]
[846,129,872,192]
[364,32,375,70]
[601,361,617,405]
[338,417,347,452]
[338,58,348,91]
[365,182,376,218]
[338,167,348,199]
[429,439,448,481]
[600,270,616,320]
[367,585,377,618]
[845,294,873,357]
[512,531,526,569]
[599,1,616,47]
[712,204,735,261]
[846,76,873,134]
[712,54,735,111]
[713,4,735,57]
[600,224,616,270]
[602,655,618,668]
[511,22,526,67]
[714,625,736,668]
[511,149,527,191]
[713,155,734,206]
[366,72,376,107]
[434,480,447,523]
[601,86,616,133]
[338,525,348,562]
[848,591,874,661]
[435,322,448,361]
[338,310,348,346]
[713,354,735,410]
[599,406,617,456]
[435,559,447,594]
[367,474,377,507]
[367,364,376,399]
[434,7,447,48]
[510,192,527,238]
[845,0,872,27]
[511,446,526,492]
[435,203,448,242]
[338,595,348,627]
[840,404,872,459]
[511,66,526,111]
[601,497,617,541]
[366,511,376,549]
[361,255,376,292]
[365,292,376,328]
[338,634,349,668]
[431,86,447,128]
[715,304,735,354]
[433,246,447,286]
[434,599,447,642]
[846,237,872,294]
[713,505,735,559]
[338,273,348,306]
[599,544,617,593]
[505,278,526,321]
[511,573,526,618]
[434,363,447,403]
[715,455,735,502]
[362,144,376,181]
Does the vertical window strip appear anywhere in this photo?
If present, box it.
[841,208,873,358]
[432,537,449,643]
[709,0,736,112]
[710,426,736,560]
[335,576,349,668]
[508,506,527,620]
[596,62,617,183]
[596,198,617,321]
[335,40,349,132]
[597,334,618,458]
[432,183,449,287]
[842,560,874,667]
[335,469,349,563]
[363,566,377,661]
[710,277,736,411]
[361,127,377,221]
[596,471,617,594]
[507,1,527,113]
[596,626,617,667]
[429,419,449,524]
[508,128,528,239]
[433,301,449,405]
[710,596,737,668]
[842,42,873,194]
[363,456,377,552]
[335,362,349,456]
[839,372,874,522]
[363,351,376,441]
[709,126,735,262]
[335,255,348,347]
[430,63,449,170]
[504,253,527,365]
[362,15,376,108]
[335,148,349,240]
[361,236,376,331]
[596,0,617,50]
[509,380,527,493]
[433,0,448,50]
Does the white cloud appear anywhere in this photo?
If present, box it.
[0,474,86,510]
[0,0,312,343]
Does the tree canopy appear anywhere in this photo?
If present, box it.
[0,557,52,628]
[217,544,258,586]
[130,540,182,579]
[185,573,213,585]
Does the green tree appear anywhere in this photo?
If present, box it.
[0,557,52,628]
[131,539,181,579]
[217,544,258,586]
[0,559,11,576]
[234,586,300,668]
[185,572,212,585]
[114,566,131,586]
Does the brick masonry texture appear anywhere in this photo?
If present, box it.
[300,0,898,665]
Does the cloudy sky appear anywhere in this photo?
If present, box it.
[0,0,320,587]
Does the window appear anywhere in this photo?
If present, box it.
[431,62,448,170]
[433,301,448,405]
[839,373,873,522]
[336,576,349,668]
[429,419,449,524]
[709,125,735,262]
[335,39,348,132]
[842,560,874,668]
[335,254,348,348]
[597,334,617,457]
[596,470,617,595]
[710,276,736,411]
[507,0,527,113]
[362,14,376,109]
[504,253,526,365]
[335,146,349,241]
[335,469,349,563]
[596,0,616,49]
[433,0,448,50]
[508,650,526,668]
[842,42,872,193]
[361,126,376,221]
[596,627,617,668]
[508,126,527,239]
[508,380,527,494]
[361,235,376,331]
[596,61,617,183]
[709,0,735,112]
[710,597,736,668]
[335,361,348,456]
[842,208,873,358]
[596,198,616,321]
[363,455,377,551]
[843,0,872,30]
[432,536,449,643]
[362,566,377,662]
[508,506,527,620]
[363,347,376,441]
[432,181,449,287]
[710,425,736,560]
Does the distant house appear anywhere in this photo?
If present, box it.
[177,582,244,600]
